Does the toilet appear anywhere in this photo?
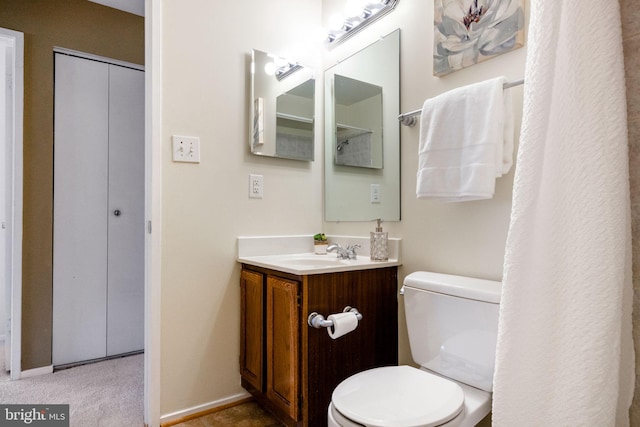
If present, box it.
[328,271,501,427]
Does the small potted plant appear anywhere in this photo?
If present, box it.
[313,233,328,255]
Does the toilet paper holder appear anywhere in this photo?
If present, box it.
[307,306,362,329]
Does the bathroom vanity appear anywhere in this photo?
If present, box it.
[238,239,400,427]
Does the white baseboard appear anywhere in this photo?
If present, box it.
[20,365,53,379]
[159,391,251,424]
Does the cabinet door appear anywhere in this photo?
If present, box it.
[266,275,299,421]
[240,270,264,391]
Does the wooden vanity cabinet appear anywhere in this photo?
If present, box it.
[240,264,398,427]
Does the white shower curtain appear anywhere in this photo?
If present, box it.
[492,1,635,426]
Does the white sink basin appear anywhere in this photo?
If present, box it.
[237,252,400,275]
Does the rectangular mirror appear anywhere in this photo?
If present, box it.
[250,49,315,161]
[334,74,383,169]
[325,29,400,221]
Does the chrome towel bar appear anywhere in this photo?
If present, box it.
[398,78,525,127]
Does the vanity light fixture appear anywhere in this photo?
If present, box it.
[275,63,302,81]
[263,55,303,81]
[326,0,399,47]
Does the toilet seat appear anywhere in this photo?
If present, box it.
[331,365,464,427]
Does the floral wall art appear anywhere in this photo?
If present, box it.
[434,0,525,76]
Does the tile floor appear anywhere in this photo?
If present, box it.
[170,402,284,427]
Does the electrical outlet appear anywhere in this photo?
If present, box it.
[172,135,201,163]
[249,174,263,199]
[370,184,381,203]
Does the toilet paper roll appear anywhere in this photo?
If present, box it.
[327,312,359,339]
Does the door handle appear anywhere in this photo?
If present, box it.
[114,209,121,216]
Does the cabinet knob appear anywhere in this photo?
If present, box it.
[114,209,122,216]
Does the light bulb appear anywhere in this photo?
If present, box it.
[264,62,276,76]
[311,26,330,43]
[344,0,367,17]
[328,13,346,31]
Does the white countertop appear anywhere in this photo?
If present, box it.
[238,252,401,275]
[237,235,401,275]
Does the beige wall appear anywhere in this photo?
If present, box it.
[621,0,640,423]
[0,0,144,370]
[159,0,323,414]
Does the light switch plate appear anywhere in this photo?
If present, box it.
[172,135,201,163]
[370,184,381,203]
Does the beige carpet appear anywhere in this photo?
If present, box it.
[0,344,144,426]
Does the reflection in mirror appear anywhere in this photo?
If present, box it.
[325,29,400,222]
[334,74,383,169]
[250,49,315,161]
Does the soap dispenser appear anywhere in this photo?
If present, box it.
[370,218,388,262]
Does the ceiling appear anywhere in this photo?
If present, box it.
[88,0,144,16]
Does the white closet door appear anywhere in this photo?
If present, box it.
[106,64,144,356]
[53,54,109,365]
[53,53,144,366]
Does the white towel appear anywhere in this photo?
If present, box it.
[416,76,513,202]
[492,1,634,426]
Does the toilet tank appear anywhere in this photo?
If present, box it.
[402,271,501,392]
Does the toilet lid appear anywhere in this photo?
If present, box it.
[332,366,464,427]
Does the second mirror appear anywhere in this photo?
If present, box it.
[250,49,315,161]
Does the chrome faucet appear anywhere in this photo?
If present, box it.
[327,243,361,260]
